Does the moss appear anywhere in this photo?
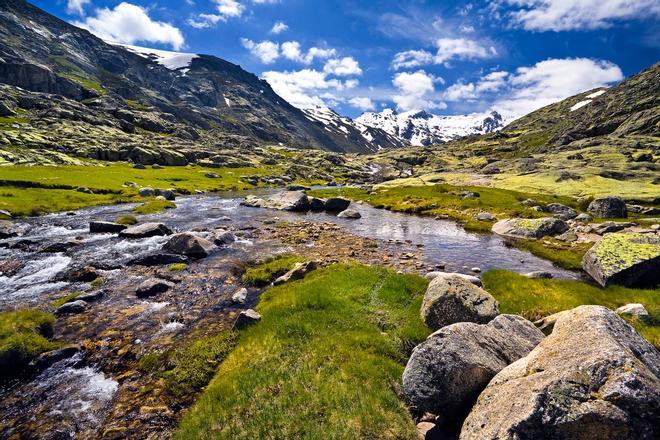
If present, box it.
[167,263,188,272]
[0,309,60,374]
[52,291,82,308]
[116,215,138,225]
[591,233,660,276]
[511,238,592,270]
[132,199,176,215]
[90,277,105,288]
[241,254,305,287]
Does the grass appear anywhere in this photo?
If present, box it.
[132,199,176,215]
[52,292,82,308]
[175,263,430,439]
[241,254,305,287]
[483,270,660,346]
[509,238,593,270]
[168,263,188,272]
[0,309,60,375]
[116,215,138,225]
[309,184,578,233]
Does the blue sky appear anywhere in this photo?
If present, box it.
[35,0,660,118]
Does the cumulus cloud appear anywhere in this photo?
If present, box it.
[75,2,185,50]
[349,97,376,111]
[281,41,337,64]
[323,57,363,76]
[187,14,225,29]
[392,70,446,111]
[241,39,280,64]
[67,0,90,15]
[502,0,660,31]
[187,0,249,28]
[270,21,288,34]
[392,38,496,69]
[262,69,357,108]
[214,0,245,18]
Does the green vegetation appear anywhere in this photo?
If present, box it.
[309,184,577,233]
[0,309,60,374]
[52,292,82,308]
[510,238,593,270]
[483,270,660,346]
[125,100,151,110]
[241,254,305,287]
[63,74,106,94]
[167,263,188,272]
[132,199,176,215]
[116,215,138,225]
[138,331,237,399]
[0,187,131,217]
[90,277,105,288]
[175,264,429,439]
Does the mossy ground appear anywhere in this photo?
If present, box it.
[132,199,176,215]
[240,254,305,287]
[116,215,138,225]
[51,291,82,308]
[0,309,60,374]
[175,264,430,439]
[509,238,593,270]
[484,270,660,346]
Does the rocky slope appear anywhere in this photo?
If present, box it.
[0,0,400,155]
[356,109,506,146]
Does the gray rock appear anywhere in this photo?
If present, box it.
[403,315,543,417]
[421,275,499,330]
[163,232,217,258]
[213,230,236,245]
[232,288,248,304]
[337,209,361,219]
[460,306,660,440]
[161,189,176,201]
[119,223,173,238]
[555,229,578,242]
[582,232,660,287]
[273,261,317,286]
[615,303,649,317]
[524,271,554,279]
[492,217,569,240]
[424,271,482,286]
[31,345,81,370]
[545,203,578,220]
[232,309,261,330]
[136,279,174,298]
[588,196,628,218]
[128,253,188,266]
[594,221,636,235]
[56,300,88,315]
[476,212,496,222]
[574,213,593,223]
[76,186,92,194]
[324,197,351,212]
[309,197,326,211]
[76,290,105,302]
[0,221,18,239]
[138,187,155,197]
[266,191,310,211]
[89,221,127,233]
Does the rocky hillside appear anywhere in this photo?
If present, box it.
[356,109,506,146]
[0,0,400,155]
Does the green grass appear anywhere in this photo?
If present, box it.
[0,187,132,217]
[510,238,593,270]
[0,309,60,374]
[175,264,430,439]
[483,270,660,346]
[168,263,188,272]
[309,184,578,233]
[116,215,138,225]
[52,292,82,308]
[241,254,305,287]
[132,199,176,215]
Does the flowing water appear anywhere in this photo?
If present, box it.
[0,191,580,438]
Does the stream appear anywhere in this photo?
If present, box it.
[0,191,580,438]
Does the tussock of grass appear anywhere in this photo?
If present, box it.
[132,199,176,215]
[509,238,593,270]
[0,309,60,374]
[240,254,305,287]
[175,264,429,439]
[483,270,660,346]
[116,215,138,225]
[52,292,82,308]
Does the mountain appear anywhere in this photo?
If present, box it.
[302,106,408,151]
[0,0,401,155]
[356,109,506,146]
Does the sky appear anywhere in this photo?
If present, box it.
[34,0,660,119]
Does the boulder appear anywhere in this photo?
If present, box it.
[138,187,155,197]
[119,223,173,239]
[273,261,317,286]
[55,300,88,315]
[337,209,361,219]
[0,221,18,239]
[241,195,266,208]
[574,213,593,223]
[524,271,553,279]
[582,233,660,287]
[324,197,351,212]
[588,196,628,218]
[421,275,499,330]
[403,315,543,418]
[232,288,248,304]
[424,271,482,286]
[39,240,80,253]
[212,230,236,245]
[615,303,649,317]
[492,217,568,240]
[266,191,310,211]
[475,212,496,222]
[309,197,326,211]
[594,221,635,235]
[128,253,188,266]
[545,203,578,220]
[89,221,127,233]
[460,306,660,440]
[232,309,261,330]
[31,345,81,371]
[65,266,99,282]
[163,232,217,258]
[136,279,174,298]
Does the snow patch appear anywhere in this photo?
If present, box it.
[570,100,592,112]
[109,42,198,70]
[586,90,606,99]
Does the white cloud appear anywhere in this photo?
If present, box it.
[349,97,376,111]
[75,2,185,50]
[67,0,90,15]
[214,0,245,18]
[280,41,336,64]
[262,69,356,108]
[392,70,446,111]
[392,38,496,69]
[323,57,363,76]
[503,0,660,31]
[241,39,280,64]
[187,14,225,29]
[270,21,288,34]
[443,71,509,101]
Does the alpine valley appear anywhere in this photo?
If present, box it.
[0,1,658,440]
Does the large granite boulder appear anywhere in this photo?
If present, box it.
[337,209,361,219]
[89,221,127,233]
[273,261,317,286]
[163,232,217,258]
[460,306,660,440]
[492,217,568,240]
[403,315,543,418]
[582,233,660,287]
[324,197,351,212]
[588,196,628,218]
[119,223,173,239]
[136,279,174,298]
[421,275,499,330]
[266,191,310,211]
[545,203,578,220]
[425,271,482,286]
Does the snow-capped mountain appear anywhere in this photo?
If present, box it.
[302,106,408,152]
[356,109,507,146]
